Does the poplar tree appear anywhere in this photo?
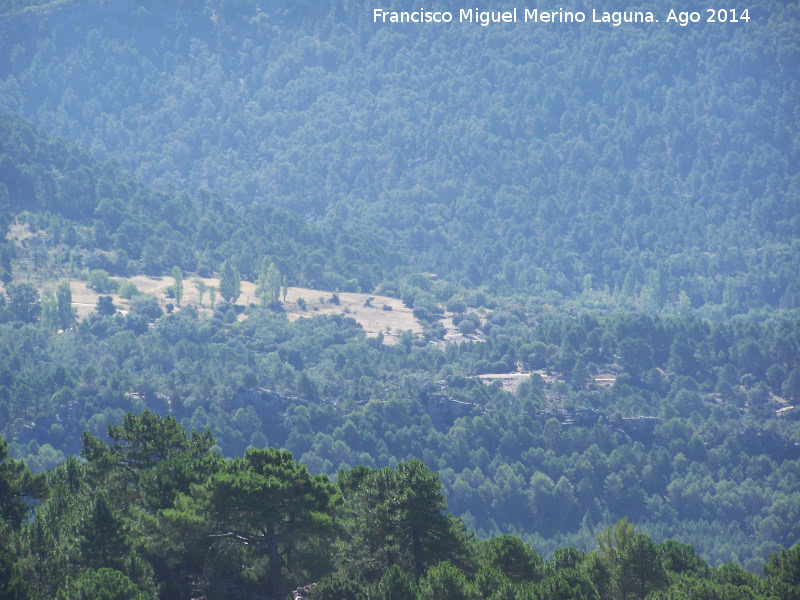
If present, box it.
[193,279,206,306]
[56,280,73,330]
[171,266,183,307]
[219,260,240,304]
[266,262,281,305]
[257,259,282,306]
[41,290,58,332]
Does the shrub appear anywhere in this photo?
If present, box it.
[117,281,141,299]
[87,269,117,293]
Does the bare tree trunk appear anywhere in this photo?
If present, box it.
[268,530,285,600]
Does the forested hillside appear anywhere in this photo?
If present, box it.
[1,0,799,310]
[0,114,397,291]
[1,0,800,594]
[2,117,800,568]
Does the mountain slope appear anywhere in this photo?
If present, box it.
[1,0,798,310]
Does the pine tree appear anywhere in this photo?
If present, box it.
[195,448,338,599]
[419,562,473,600]
[484,534,543,584]
[343,460,472,580]
[0,437,49,529]
[614,533,667,599]
[79,491,129,570]
[55,568,148,600]
[762,545,800,600]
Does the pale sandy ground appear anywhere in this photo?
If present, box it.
[477,370,617,393]
[282,287,422,343]
[476,372,533,393]
[30,275,424,344]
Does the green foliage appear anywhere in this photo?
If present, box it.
[0,296,798,570]
[79,490,129,571]
[0,4,798,579]
[56,281,73,329]
[40,289,58,332]
[192,279,206,306]
[308,572,367,600]
[341,460,473,581]
[483,535,543,584]
[0,435,48,599]
[170,267,183,307]
[783,369,800,402]
[257,260,281,307]
[219,259,241,305]
[614,533,668,599]
[87,270,116,294]
[418,561,475,600]
[95,295,116,316]
[762,545,800,599]
[1,0,798,310]
[658,539,710,578]
[0,436,48,529]
[82,411,208,478]
[536,568,600,600]
[55,568,153,600]
[367,565,419,600]
[4,413,800,600]
[0,113,394,294]
[117,281,140,300]
[0,520,29,600]
[5,282,39,323]
[179,447,338,598]
[1,296,800,570]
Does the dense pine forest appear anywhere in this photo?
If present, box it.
[3,412,800,599]
[2,0,799,311]
[1,0,799,598]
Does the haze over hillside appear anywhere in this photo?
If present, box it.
[1,1,800,597]
[1,0,798,312]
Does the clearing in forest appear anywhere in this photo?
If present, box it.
[19,275,423,344]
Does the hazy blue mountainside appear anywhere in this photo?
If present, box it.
[0,0,798,310]
[0,113,398,290]
[2,0,800,590]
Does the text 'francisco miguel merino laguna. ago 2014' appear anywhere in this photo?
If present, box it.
[373,8,751,26]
